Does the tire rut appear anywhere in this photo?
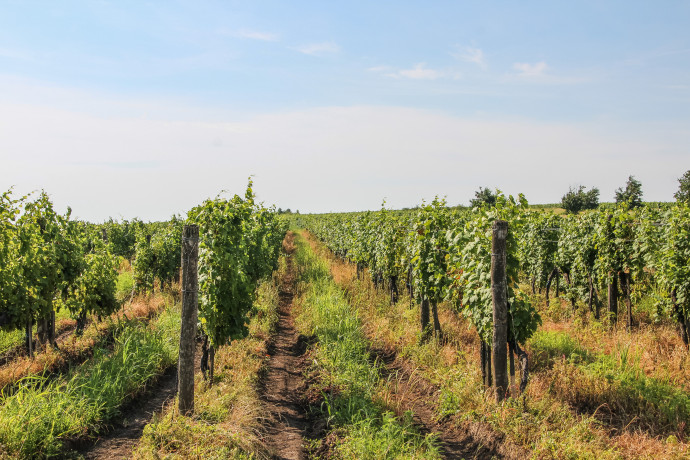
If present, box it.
[76,366,178,459]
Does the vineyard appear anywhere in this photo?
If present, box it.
[0,186,689,458]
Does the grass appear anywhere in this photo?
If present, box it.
[0,262,136,360]
[294,233,441,459]
[0,306,180,459]
[0,308,74,358]
[302,229,690,459]
[115,269,135,303]
[133,266,282,459]
[529,329,690,435]
[0,291,172,393]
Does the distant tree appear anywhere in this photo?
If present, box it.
[615,175,643,208]
[470,187,497,207]
[674,170,690,203]
[561,185,600,214]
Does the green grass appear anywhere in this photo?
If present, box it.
[529,330,594,370]
[134,275,282,459]
[295,235,441,460]
[530,329,690,434]
[0,306,180,459]
[115,269,135,303]
[0,329,25,357]
[0,308,73,357]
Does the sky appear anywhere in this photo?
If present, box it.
[1,1,689,221]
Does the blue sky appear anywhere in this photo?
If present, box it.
[1,1,689,220]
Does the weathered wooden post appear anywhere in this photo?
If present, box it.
[491,220,509,402]
[608,274,618,322]
[178,224,198,415]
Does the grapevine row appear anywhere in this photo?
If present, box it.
[299,194,690,390]
[0,184,286,361]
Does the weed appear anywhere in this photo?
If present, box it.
[134,267,282,459]
[0,307,180,458]
[293,233,441,459]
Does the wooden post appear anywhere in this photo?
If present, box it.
[420,294,430,340]
[178,224,198,415]
[621,272,633,332]
[608,273,618,322]
[491,220,509,402]
[26,317,33,358]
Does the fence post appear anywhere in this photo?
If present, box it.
[491,220,509,402]
[178,224,198,415]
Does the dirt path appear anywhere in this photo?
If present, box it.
[300,230,524,459]
[260,232,311,460]
[77,366,178,459]
[76,341,203,459]
[372,347,524,460]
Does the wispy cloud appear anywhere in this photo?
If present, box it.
[0,47,33,61]
[453,46,487,69]
[367,65,391,73]
[513,61,548,77]
[386,63,444,80]
[235,29,279,42]
[296,42,339,56]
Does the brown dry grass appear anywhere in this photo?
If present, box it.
[133,245,285,460]
[0,291,171,392]
[301,229,690,459]
[538,318,690,391]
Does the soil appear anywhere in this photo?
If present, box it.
[260,231,312,460]
[75,366,179,459]
[371,346,528,460]
[74,338,203,459]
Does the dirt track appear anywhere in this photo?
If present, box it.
[260,231,311,460]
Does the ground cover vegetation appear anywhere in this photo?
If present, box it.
[0,305,180,458]
[293,231,442,459]
[133,277,281,459]
[0,290,172,395]
[0,183,286,458]
[296,193,690,458]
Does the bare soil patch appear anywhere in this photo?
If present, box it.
[371,346,528,460]
[260,231,312,460]
[75,366,178,459]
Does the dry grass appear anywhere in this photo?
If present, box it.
[0,291,171,392]
[133,259,282,460]
[301,230,690,459]
[537,319,690,391]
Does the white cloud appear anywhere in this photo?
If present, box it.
[296,42,339,56]
[454,46,487,69]
[386,63,443,80]
[513,61,548,77]
[367,65,391,73]
[1,83,685,220]
[0,47,33,61]
[235,29,279,42]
